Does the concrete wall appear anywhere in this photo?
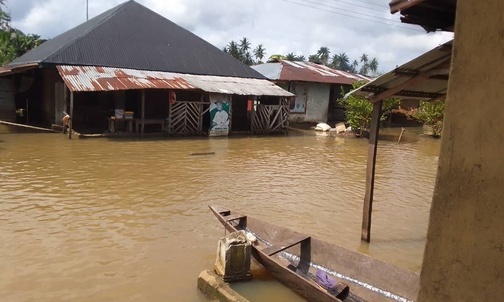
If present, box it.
[417,1,504,301]
[290,82,330,123]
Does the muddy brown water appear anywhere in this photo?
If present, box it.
[0,128,440,302]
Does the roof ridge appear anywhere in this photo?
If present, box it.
[43,1,132,63]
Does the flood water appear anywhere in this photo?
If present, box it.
[0,128,440,302]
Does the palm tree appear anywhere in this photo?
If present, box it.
[243,51,254,66]
[317,46,330,65]
[224,41,240,60]
[332,52,350,70]
[360,53,369,65]
[285,52,296,61]
[0,0,10,30]
[239,37,251,54]
[308,54,322,64]
[253,44,266,63]
[296,55,306,61]
[349,60,359,73]
[369,58,379,75]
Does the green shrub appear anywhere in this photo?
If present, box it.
[337,81,398,135]
[412,100,445,136]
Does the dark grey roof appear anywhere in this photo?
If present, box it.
[10,1,264,79]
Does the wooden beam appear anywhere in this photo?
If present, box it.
[68,91,74,139]
[390,0,426,13]
[361,100,382,242]
[141,90,145,135]
[370,75,427,103]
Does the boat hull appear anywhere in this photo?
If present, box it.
[209,205,419,302]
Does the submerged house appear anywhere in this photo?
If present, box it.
[252,60,370,123]
[0,0,293,137]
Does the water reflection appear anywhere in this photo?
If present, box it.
[0,129,439,301]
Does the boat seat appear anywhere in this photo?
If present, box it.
[224,214,247,222]
[223,214,247,227]
[261,235,311,256]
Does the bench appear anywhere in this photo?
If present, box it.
[223,214,247,227]
[261,235,311,256]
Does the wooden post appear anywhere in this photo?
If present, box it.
[141,90,145,135]
[228,95,232,132]
[68,91,74,139]
[198,94,203,133]
[361,100,382,242]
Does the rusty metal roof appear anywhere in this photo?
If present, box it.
[0,63,39,76]
[57,65,294,97]
[252,60,371,85]
[346,39,453,101]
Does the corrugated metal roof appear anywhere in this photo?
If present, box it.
[390,0,456,32]
[346,39,453,101]
[10,1,264,79]
[57,65,294,97]
[252,60,371,85]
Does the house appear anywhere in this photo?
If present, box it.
[252,60,370,124]
[0,0,293,137]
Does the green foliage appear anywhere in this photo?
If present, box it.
[412,100,445,136]
[267,54,286,62]
[223,37,264,66]
[253,44,266,63]
[0,2,46,65]
[337,81,398,133]
[285,52,305,61]
[222,39,380,75]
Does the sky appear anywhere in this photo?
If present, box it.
[5,0,453,73]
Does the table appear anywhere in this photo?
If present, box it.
[107,118,135,133]
[135,118,166,133]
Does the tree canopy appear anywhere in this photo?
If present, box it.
[0,1,46,65]
[222,37,380,76]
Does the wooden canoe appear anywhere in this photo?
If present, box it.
[209,205,419,302]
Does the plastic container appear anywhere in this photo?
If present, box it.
[124,111,134,119]
[115,109,124,119]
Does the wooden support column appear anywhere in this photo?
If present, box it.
[361,100,382,242]
[141,90,145,135]
[68,91,74,139]
[198,94,204,133]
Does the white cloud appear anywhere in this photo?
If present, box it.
[6,0,454,71]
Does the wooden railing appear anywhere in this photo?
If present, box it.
[168,101,206,135]
[251,98,289,134]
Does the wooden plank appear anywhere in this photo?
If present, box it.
[141,90,145,135]
[361,101,382,242]
[369,76,426,103]
[0,120,58,132]
[262,235,311,256]
[224,214,247,222]
[198,95,203,132]
[223,214,247,228]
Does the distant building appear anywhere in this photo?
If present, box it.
[0,0,292,136]
[253,60,370,124]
